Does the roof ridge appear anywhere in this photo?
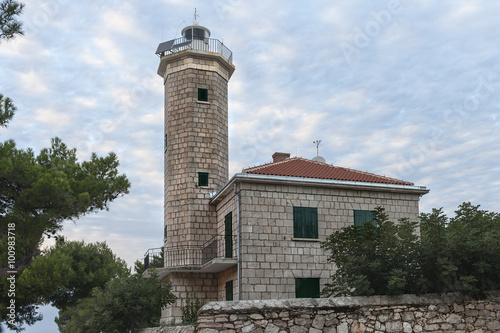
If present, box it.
[332,164,413,185]
[242,156,414,186]
[242,156,302,173]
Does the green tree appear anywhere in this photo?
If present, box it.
[1,239,129,331]
[54,297,100,333]
[322,203,500,298]
[418,207,457,294]
[56,272,176,333]
[0,137,130,278]
[0,93,15,127]
[0,0,23,127]
[321,207,421,297]
[420,202,500,297]
[1,4,131,330]
[0,0,24,42]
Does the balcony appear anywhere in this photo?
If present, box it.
[155,36,233,64]
[143,234,237,278]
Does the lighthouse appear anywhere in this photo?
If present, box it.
[155,16,235,321]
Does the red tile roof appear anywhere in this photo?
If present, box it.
[242,157,414,186]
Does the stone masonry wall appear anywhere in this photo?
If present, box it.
[161,272,218,324]
[235,182,422,301]
[163,55,230,253]
[196,292,500,333]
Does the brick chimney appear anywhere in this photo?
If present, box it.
[272,152,290,163]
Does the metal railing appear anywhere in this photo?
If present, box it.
[144,234,237,269]
[143,247,164,270]
[156,36,233,64]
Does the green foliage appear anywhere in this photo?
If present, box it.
[322,203,500,298]
[134,259,145,274]
[134,248,164,274]
[56,272,177,333]
[0,239,129,331]
[0,135,129,330]
[0,93,15,127]
[0,0,24,42]
[0,136,130,278]
[54,297,100,333]
[420,202,500,297]
[321,207,421,296]
[0,138,130,277]
[181,298,205,325]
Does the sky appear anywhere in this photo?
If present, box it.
[1,0,500,331]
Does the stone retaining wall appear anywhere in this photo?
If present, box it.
[196,292,500,333]
[139,325,194,333]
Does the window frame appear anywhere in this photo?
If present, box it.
[225,280,233,301]
[353,210,376,227]
[293,206,318,239]
[225,212,233,258]
[197,88,208,102]
[295,278,320,298]
[198,172,209,187]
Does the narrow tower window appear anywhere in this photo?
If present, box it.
[198,88,208,102]
[198,172,209,186]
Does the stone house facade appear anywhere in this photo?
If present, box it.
[151,23,429,323]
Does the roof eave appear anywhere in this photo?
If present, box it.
[209,173,429,205]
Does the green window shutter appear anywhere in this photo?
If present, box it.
[295,278,320,298]
[225,212,233,258]
[354,210,376,227]
[225,280,233,301]
[198,88,208,101]
[293,207,318,238]
[164,224,167,239]
[198,172,209,186]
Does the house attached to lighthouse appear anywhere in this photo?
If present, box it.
[151,21,429,323]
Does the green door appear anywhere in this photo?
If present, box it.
[225,280,233,301]
[225,212,232,258]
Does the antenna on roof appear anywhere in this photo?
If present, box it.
[313,140,322,156]
[312,140,326,163]
[193,8,199,24]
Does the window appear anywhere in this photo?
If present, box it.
[293,207,318,239]
[225,212,233,258]
[164,134,167,150]
[198,172,209,186]
[354,210,376,227]
[225,280,233,301]
[295,278,320,298]
[164,224,167,239]
[198,88,208,102]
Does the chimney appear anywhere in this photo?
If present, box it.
[272,152,290,163]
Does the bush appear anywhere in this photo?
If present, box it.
[181,298,205,325]
[321,203,500,298]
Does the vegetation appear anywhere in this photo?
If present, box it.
[1,239,130,331]
[181,298,205,325]
[321,207,421,296]
[0,0,24,42]
[56,271,176,333]
[1,3,133,330]
[321,203,500,298]
[419,203,500,296]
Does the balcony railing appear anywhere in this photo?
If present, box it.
[143,247,164,271]
[144,234,237,270]
[155,36,233,64]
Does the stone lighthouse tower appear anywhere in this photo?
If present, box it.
[155,17,235,321]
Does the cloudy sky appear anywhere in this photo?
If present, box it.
[2,0,500,331]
